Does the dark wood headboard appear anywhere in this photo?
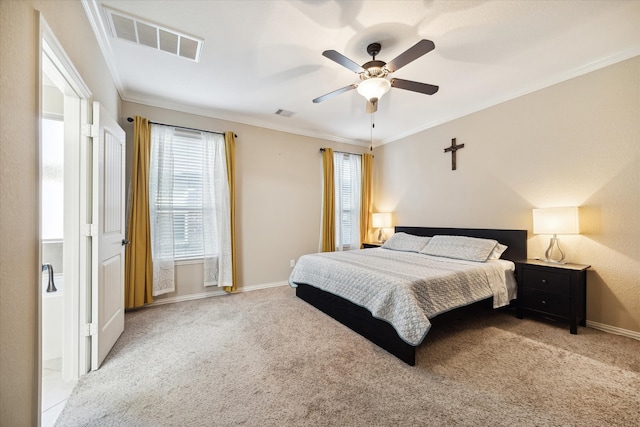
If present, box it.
[395,226,527,261]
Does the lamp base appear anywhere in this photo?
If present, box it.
[544,235,566,264]
[377,228,387,244]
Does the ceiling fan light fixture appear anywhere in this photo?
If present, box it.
[314,39,437,109]
[357,77,391,102]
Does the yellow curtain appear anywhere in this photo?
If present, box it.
[125,116,153,308]
[360,153,373,245]
[223,132,237,293]
[321,148,335,252]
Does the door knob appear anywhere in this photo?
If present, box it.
[122,239,131,246]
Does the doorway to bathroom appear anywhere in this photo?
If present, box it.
[40,94,75,424]
[39,14,127,426]
[39,20,89,424]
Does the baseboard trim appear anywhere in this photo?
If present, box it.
[587,320,640,341]
[149,281,289,307]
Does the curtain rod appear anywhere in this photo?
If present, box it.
[126,117,237,138]
[320,148,373,157]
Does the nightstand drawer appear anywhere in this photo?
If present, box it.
[521,268,569,295]
[520,289,569,317]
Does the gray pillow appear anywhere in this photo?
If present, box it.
[382,233,431,252]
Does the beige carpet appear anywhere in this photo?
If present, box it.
[56,286,640,426]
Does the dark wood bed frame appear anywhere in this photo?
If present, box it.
[295,226,527,366]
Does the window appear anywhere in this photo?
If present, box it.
[41,117,64,240]
[334,152,361,250]
[148,124,232,295]
[149,126,227,260]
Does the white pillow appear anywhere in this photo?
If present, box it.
[419,235,498,262]
[382,233,431,252]
[488,243,508,260]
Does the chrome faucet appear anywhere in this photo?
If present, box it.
[42,263,57,293]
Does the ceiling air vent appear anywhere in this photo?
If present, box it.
[104,7,203,62]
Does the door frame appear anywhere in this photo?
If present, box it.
[38,12,93,397]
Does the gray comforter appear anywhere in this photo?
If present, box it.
[289,248,515,346]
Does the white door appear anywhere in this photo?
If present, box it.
[91,102,126,370]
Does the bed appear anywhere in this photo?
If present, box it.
[289,226,527,365]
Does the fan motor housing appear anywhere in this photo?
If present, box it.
[362,60,387,78]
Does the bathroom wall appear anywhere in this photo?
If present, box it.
[41,241,63,276]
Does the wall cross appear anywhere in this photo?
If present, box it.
[444,138,465,170]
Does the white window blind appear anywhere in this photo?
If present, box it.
[153,129,210,259]
[334,152,361,251]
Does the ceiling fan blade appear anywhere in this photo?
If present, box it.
[385,39,435,73]
[391,78,439,95]
[312,84,357,103]
[322,50,365,73]
[366,99,378,114]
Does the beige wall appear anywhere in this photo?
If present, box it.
[0,1,121,424]
[122,102,368,301]
[373,56,640,333]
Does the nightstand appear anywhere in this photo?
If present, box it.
[362,242,382,249]
[515,259,590,334]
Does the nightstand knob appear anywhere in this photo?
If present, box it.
[541,279,547,284]
[541,300,547,305]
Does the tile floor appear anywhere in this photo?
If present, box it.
[42,358,76,427]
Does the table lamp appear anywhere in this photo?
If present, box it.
[372,212,392,243]
[533,207,580,264]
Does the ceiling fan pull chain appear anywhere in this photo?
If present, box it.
[370,113,374,151]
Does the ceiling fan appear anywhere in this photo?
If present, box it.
[312,39,439,113]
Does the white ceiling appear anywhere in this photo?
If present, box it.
[83,0,640,146]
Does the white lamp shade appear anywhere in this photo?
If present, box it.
[357,78,391,102]
[533,207,580,235]
[372,212,392,229]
